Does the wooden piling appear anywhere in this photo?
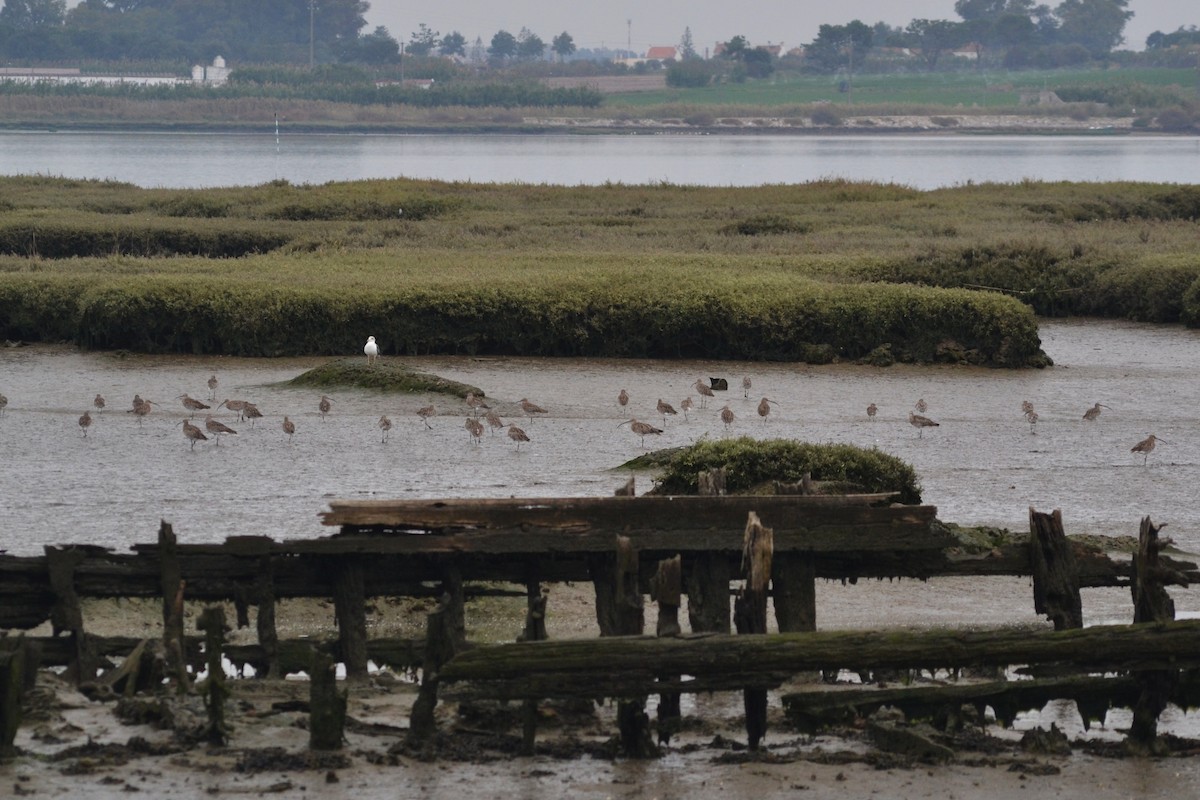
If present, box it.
[45,546,98,685]
[688,468,732,634]
[1029,508,1083,630]
[309,650,348,750]
[159,521,190,692]
[331,557,369,680]
[519,582,548,755]
[734,512,773,750]
[406,591,463,749]
[0,638,28,759]
[651,556,683,744]
[255,556,279,678]
[1129,516,1179,753]
[197,606,230,745]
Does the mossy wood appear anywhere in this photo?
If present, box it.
[437,620,1200,700]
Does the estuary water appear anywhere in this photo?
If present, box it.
[2,130,1200,189]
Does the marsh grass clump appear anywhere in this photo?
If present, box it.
[287,358,483,396]
[720,214,811,236]
[644,437,921,504]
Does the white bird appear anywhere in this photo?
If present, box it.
[364,335,379,365]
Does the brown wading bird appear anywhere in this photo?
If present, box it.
[519,398,547,423]
[915,398,928,414]
[656,398,677,425]
[618,389,629,407]
[379,415,393,443]
[218,399,248,421]
[507,423,530,450]
[318,395,332,421]
[0,392,7,415]
[743,376,752,399]
[1132,434,1166,465]
[204,414,237,445]
[93,394,106,413]
[465,392,489,416]
[908,411,939,438]
[867,403,877,420]
[484,409,504,435]
[242,402,263,426]
[416,405,435,429]
[78,410,92,437]
[207,374,219,400]
[130,396,156,425]
[757,397,776,422]
[282,416,296,441]
[1021,400,1034,416]
[693,379,715,408]
[182,419,208,450]
[1083,402,1110,421]
[1025,410,1039,434]
[720,404,735,430]
[680,397,694,421]
[619,418,663,447]
[178,393,210,418]
[465,416,483,445]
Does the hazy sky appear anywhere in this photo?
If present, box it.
[364,0,1195,54]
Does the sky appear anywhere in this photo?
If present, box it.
[363,0,1196,54]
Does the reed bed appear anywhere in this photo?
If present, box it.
[2,176,1196,363]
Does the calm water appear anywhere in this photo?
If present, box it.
[3,130,1200,188]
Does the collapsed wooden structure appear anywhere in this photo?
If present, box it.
[2,491,1198,759]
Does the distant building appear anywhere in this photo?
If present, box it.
[645,46,678,62]
[192,56,231,85]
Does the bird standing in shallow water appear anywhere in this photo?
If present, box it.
[242,403,263,426]
[379,415,393,443]
[178,394,210,418]
[465,392,489,416]
[1025,410,1039,434]
[318,395,332,421]
[743,376,752,399]
[619,418,662,447]
[720,404,735,430]
[364,336,378,365]
[465,416,483,445]
[282,416,296,441]
[656,398,677,426]
[507,423,530,450]
[218,399,248,421]
[207,375,218,400]
[908,411,939,437]
[867,403,877,421]
[618,389,629,408]
[519,398,547,423]
[484,409,503,436]
[416,405,435,429]
[757,397,776,422]
[1132,434,1166,465]
[1083,403,1109,421]
[915,398,928,414]
[693,379,715,408]
[205,414,237,445]
[78,410,92,437]
[680,397,694,421]
[93,394,106,413]
[0,393,7,415]
[182,419,207,450]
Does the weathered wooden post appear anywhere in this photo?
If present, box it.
[519,582,548,755]
[0,638,29,759]
[1129,516,1179,753]
[331,556,369,680]
[309,650,347,750]
[1029,508,1083,630]
[159,521,190,693]
[197,607,230,745]
[590,535,655,758]
[255,556,280,678]
[406,591,462,750]
[650,555,683,744]
[45,546,99,685]
[687,468,732,635]
[734,511,773,750]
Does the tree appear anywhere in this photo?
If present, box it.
[516,27,545,60]
[551,31,575,61]
[742,47,774,79]
[906,18,967,70]
[1054,0,1131,56]
[721,34,749,60]
[489,29,517,61]
[439,31,466,58]
[354,25,399,64]
[805,22,873,73]
[955,0,1036,21]
[0,0,67,30]
[666,58,713,88]
[407,23,439,57]
[678,26,697,59]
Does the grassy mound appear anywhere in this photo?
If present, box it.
[287,358,483,397]
[629,437,922,505]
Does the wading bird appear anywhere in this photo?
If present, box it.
[1083,403,1110,421]
[1132,434,1166,465]
[242,403,263,426]
[867,403,877,421]
[282,415,296,441]
[416,405,435,429]
[364,336,378,365]
[915,398,928,414]
[207,374,218,400]
[757,397,776,422]
[519,398,547,423]
[182,419,208,450]
[78,410,92,437]
[178,394,210,418]
[618,389,629,408]
[217,399,248,421]
[680,397,694,421]
[204,414,237,445]
[130,396,156,425]
[1025,410,1039,434]
[656,398,678,425]
[693,379,715,408]
[465,416,483,445]
[1021,400,1034,416]
[318,395,332,421]
[379,415,393,443]
[619,418,663,447]
[507,423,530,451]
[720,404,735,430]
[908,411,939,438]
[743,376,752,399]
[465,392,489,416]
[0,393,7,415]
[484,409,504,436]
[93,394,106,413]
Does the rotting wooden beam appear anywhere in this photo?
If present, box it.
[734,512,773,750]
[651,555,683,745]
[1130,516,1179,753]
[1029,508,1082,630]
[45,546,98,685]
[330,556,369,680]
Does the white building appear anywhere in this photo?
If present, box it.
[191,56,231,85]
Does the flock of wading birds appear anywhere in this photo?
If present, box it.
[0,336,1168,463]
